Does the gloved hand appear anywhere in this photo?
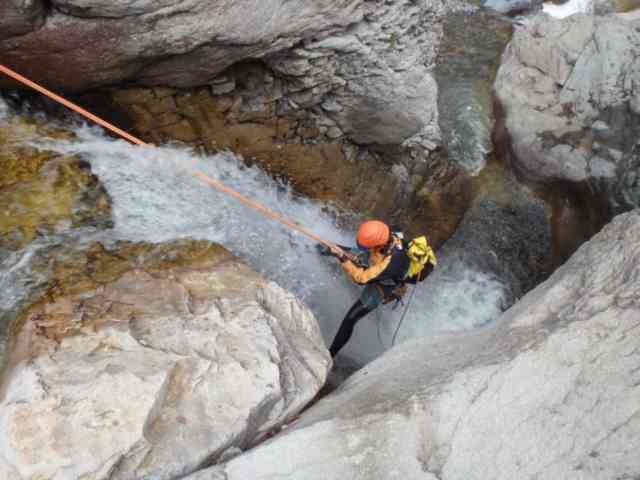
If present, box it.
[329,246,348,263]
[316,243,347,262]
[316,243,333,256]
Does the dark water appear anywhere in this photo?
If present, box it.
[435,10,513,175]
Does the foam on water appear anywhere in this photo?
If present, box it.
[19,121,511,364]
[543,0,593,17]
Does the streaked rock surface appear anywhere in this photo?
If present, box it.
[188,210,640,479]
[0,0,362,91]
[0,240,330,480]
[495,13,640,212]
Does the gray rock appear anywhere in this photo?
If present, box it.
[52,0,178,17]
[210,80,236,95]
[495,13,640,210]
[0,0,364,91]
[265,0,471,159]
[337,65,440,146]
[435,10,514,174]
[593,0,640,14]
[610,141,640,211]
[0,0,473,173]
[0,0,46,40]
[325,126,343,139]
[0,240,331,480]
[186,209,640,480]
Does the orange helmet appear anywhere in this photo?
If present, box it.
[356,220,390,249]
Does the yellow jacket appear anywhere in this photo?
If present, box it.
[341,238,401,284]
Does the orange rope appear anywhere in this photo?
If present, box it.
[0,65,147,146]
[0,63,348,256]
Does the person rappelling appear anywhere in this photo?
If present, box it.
[318,220,437,357]
[0,63,438,361]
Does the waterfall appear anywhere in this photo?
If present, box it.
[1,100,510,365]
[543,0,594,17]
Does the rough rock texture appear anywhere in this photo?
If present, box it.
[495,13,640,212]
[611,141,640,211]
[1,0,478,247]
[0,0,363,91]
[93,80,470,248]
[594,0,640,14]
[2,0,480,246]
[0,115,112,259]
[0,0,46,41]
[188,209,640,479]
[0,240,331,480]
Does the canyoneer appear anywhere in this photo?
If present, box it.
[319,220,437,357]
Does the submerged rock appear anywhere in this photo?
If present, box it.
[0,240,331,480]
[495,13,640,212]
[435,10,513,174]
[1,0,477,248]
[99,81,471,249]
[0,116,112,258]
[188,209,640,479]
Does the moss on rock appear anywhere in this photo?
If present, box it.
[0,117,112,253]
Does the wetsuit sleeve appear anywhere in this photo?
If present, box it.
[342,256,391,284]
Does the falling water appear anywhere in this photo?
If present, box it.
[37,123,509,361]
[0,96,513,365]
[435,11,512,175]
[543,0,594,17]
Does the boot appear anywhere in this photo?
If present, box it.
[329,300,373,357]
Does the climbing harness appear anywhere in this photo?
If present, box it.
[386,237,436,346]
[376,282,416,349]
[0,64,433,352]
[391,282,418,346]
[0,63,354,261]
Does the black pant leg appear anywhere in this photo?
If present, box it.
[329,300,373,357]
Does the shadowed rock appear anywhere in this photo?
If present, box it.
[0,0,364,92]
[0,0,46,41]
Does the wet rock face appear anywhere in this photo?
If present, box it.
[1,0,477,247]
[99,79,470,248]
[0,239,331,480]
[594,0,640,13]
[613,141,640,210]
[189,209,640,480]
[495,13,640,213]
[0,117,112,258]
[435,10,513,174]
